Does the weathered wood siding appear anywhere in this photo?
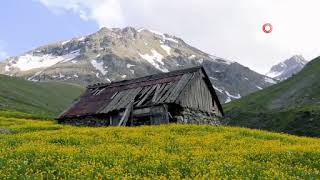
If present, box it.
[130,105,169,126]
[177,71,220,115]
[150,105,169,125]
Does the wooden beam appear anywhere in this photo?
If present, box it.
[136,85,157,107]
[118,102,133,126]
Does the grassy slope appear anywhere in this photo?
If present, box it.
[0,114,319,179]
[0,75,85,118]
[224,57,320,137]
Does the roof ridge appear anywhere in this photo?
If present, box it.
[87,66,202,89]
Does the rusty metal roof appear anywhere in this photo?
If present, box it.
[58,66,224,119]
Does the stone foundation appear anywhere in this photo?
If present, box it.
[59,116,113,126]
[174,108,221,125]
[59,108,222,126]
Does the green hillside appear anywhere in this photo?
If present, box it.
[0,114,319,179]
[224,57,320,137]
[0,75,85,118]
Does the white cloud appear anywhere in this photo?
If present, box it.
[38,0,124,25]
[38,0,320,73]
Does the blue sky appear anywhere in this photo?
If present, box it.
[1,0,320,73]
[0,0,98,59]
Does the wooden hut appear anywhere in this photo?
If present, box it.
[58,66,224,126]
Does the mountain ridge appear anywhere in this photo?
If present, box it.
[0,27,276,103]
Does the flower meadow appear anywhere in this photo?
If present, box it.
[0,116,320,179]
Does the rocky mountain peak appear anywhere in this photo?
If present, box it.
[266,55,307,81]
[290,55,307,65]
[97,27,113,34]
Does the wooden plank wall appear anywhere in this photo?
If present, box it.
[177,71,215,113]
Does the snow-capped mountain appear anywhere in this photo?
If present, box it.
[266,55,308,81]
[0,27,276,103]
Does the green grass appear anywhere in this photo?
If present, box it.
[224,57,320,137]
[0,113,319,179]
[0,75,85,118]
[0,110,35,119]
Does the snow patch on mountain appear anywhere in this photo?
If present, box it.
[139,50,168,72]
[225,91,241,99]
[127,64,135,68]
[160,45,171,55]
[225,97,232,103]
[4,65,10,72]
[189,55,196,59]
[61,50,81,63]
[61,40,71,45]
[164,37,178,43]
[210,55,233,65]
[121,75,127,78]
[91,60,108,75]
[59,73,65,78]
[264,77,277,84]
[198,59,204,64]
[212,84,223,94]
[6,50,80,72]
[140,28,179,43]
[78,37,85,41]
[266,71,283,78]
[27,71,43,82]
[146,29,164,36]
[256,86,263,90]
[266,62,287,78]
